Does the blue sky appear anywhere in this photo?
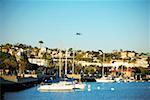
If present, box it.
[0,0,149,53]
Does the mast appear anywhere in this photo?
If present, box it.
[59,49,62,78]
[72,33,81,74]
[65,49,68,75]
[72,50,75,74]
[102,53,105,77]
[99,50,105,77]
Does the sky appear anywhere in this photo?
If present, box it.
[0,0,149,53]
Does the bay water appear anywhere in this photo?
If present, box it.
[4,82,150,100]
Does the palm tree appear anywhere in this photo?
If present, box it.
[39,41,44,48]
[68,48,73,52]
[147,57,150,68]
[98,50,105,77]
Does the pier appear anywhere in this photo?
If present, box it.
[0,77,39,92]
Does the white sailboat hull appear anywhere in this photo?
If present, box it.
[96,77,115,83]
[38,83,74,92]
[74,83,86,90]
[96,79,114,83]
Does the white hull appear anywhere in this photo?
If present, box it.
[59,81,86,90]
[96,77,115,83]
[96,79,114,83]
[74,83,86,90]
[38,83,74,92]
[38,81,86,92]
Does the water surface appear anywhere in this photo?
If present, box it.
[4,82,150,100]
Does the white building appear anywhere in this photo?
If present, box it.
[120,51,136,59]
[28,58,48,67]
[135,58,149,68]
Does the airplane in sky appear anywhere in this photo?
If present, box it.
[76,33,82,35]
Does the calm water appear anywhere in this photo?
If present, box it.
[4,82,150,100]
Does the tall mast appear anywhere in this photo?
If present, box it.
[102,53,105,77]
[99,50,105,77]
[72,50,75,74]
[72,33,81,74]
[59,49,62,78]
[65,49,68,75]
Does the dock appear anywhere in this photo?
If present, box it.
[0,77,39,92]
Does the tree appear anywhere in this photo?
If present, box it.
[147,57,150,68]
[134,67,141,73]
[75,53,84,61]
[39,40,44,48]
[3,55,18,75]
[18,52,29,74]
[19,60,26,74]
[26,63,39,71]
[74,64,82,74]
[47,59,53,68]
[129,58,136,63]
[98,50,103,55]
[68,48,73,52]
[138,67,150,75]
[18,44,25,49]
[84,65,96,74]
[112,52,121,60]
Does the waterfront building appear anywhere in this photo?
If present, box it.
[28,58,48,67]
[120,51,136,59]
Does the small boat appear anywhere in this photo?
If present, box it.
[96,76,115,83]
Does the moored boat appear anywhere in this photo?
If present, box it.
[96,76,115,83]
[37,49,86,92]
[37,82,74,92]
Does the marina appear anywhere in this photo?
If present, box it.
[3,82,150,100]
[0,0,149,100]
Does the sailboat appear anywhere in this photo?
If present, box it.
[37,82,74,92]
[96,53,114,83]
[38,49,86,92]
[65,49,86,90]
[95,67,114,83]
[38,49,74,92]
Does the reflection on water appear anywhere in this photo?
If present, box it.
[4,82,150,100]
[1,92,4,100]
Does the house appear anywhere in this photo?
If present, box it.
[120,51,136,59]
[135,57,149,68]
[28,58,48,67]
